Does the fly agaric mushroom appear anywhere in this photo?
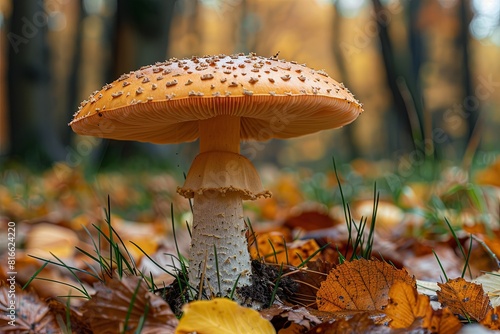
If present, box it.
[70,53,363,303]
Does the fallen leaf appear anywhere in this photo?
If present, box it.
[47,298,92,333]
[284,259,335,308]
[351,200,405,238]
[473,270,500,308]
[82,276,178,333]
[316,259,415,312]
[475,158,500,187]
[437,277,492,322]
[403,245,462,282]
[25,222,80,259]
[278,322,306,333]
[175,298,275,334]
[283,209,336,231]
[480,305,500,330]
[250,231,320,266]
[385,281,430,329]
[422,308,462,334]
[305,312,392,334]
[260,304,321,332]
[0,281,60,333]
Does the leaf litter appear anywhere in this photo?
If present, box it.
[2,160,500,332]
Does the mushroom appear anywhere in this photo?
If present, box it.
[70,53,363,303]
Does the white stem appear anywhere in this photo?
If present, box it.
[189,191,252,298]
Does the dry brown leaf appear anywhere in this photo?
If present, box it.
[480,305,500,330]
[0,281,60,333]
[47,298,93,334]
[422,308,462,334]
[385,281,430,329]
[283,210,336,231]
[437,277,492,322]
[284,259,335,308]
[305,312,392,334]
[316,259,415,312]
[278,322,306,333]
[82,276,178,333]
[260,304,321,332]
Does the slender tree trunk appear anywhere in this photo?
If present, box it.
[371,0,414,153]
[65,1,84,147]
[98,0,177,164]
[407,1,435,159]
[7,1,65,166]
[332,4,359,160]
[458,0,476,151]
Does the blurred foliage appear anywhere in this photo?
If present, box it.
[0,0,498,172]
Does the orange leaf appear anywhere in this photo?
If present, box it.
[316,259,415,312]
[481,305,500,330]
[422,308,462,334]
[250,231,320,266]
[385,281,462,333]
[475,158,500,187]
[82,276,178,333]
[437,277,492,322]
[385,281,430,328]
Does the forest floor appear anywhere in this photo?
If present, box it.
[1,158,500,333]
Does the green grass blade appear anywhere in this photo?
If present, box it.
[214,244,221,296]
[122,279,143,334]
[105,195,113,278]
[269,264,283,307]
[443,217,471,278]
[298,242,330,268]
[22,261,48,289]
[30,277,89,299]
[432,250,449,282]
[246,218,260,259]
[135,301,150,334]
[229,274,241,300]
[268,239,279,264]
[461,236,473,279]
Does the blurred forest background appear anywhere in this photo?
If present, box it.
[0,0,499,179]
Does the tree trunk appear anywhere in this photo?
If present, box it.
[7,1,66,166]
[98,0,178,165]
[458,0,476,153]
[332,3,359,160]
[371,0,415,153]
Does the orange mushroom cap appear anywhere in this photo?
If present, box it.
[69,53,363,144]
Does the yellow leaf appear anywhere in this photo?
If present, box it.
[175,298,276,334]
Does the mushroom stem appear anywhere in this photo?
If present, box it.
[199,115,240,153]
[190,190,252,298]
[187,115,254,300]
